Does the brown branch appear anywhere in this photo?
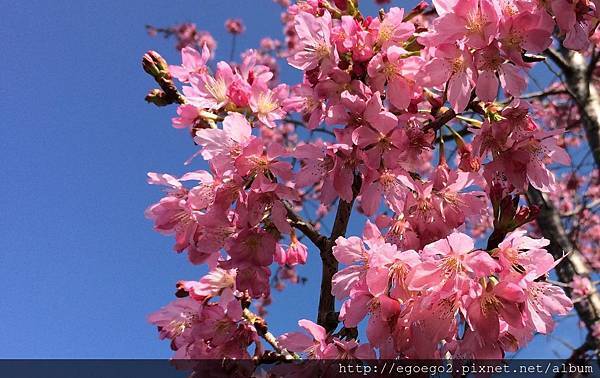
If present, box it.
[284,202,327,250]
[527,187,600,356]
[317,174,362,333]
[242,308,298,360]
[544,47,573,75]
[556,336,598,378]
[520,88,569,100]
[560,198,600,217]
[550,48,600,173]
[142,51,186,106]
[423,108,457,132]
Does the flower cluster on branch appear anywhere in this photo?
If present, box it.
[141,0,600,366]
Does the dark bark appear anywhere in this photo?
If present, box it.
[317,175,361,333]
[548,49,600,173]
[527,188,600,357]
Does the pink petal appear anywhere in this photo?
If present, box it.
[332,236,365,264]
[407,261,442,290]
[299,319,327,343]
[278,332,313,352]
[476,70,499,102]
[332,265,364,299]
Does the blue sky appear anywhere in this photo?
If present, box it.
[0,0,584,359]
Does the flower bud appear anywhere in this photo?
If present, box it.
[145,89,173,106]
[285,241,308,265]
[332,0,348,11]
[458,144,481,172]
[142,51,169,78]
[403,1,428,22]
[224,18,245,35]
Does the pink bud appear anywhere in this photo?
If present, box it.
[225,18,245,35]
[285,241,308,265]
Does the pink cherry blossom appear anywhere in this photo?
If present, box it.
[249,82,288,128]
[407,232,500,293]
[367,47,422,110]
[225,18,245,35]
[359,168,411,216]
[572,275,593,298]
[288,11,338,75]
[418,43,476,112]
[424,0,500,49]
[474,43,527,100]
[498,10,553,65]
[552,0,597,50]
[322,338,376,360]
[368,7,414,50]
[184,62,237,110]
[145,171,219,257]
[466,280,526,342]
[148,297,202,346]
[169,44,211,83]
[276,237,308,266]
[142,1,589,364]
[278,319,328,358]
[194,112,253,170]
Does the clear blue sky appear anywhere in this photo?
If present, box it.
[0,0,583,358]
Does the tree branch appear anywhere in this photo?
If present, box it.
[423,108,456,132]
[317,174,362,333]
[556,336,598,378]
[242,308,297,360]
[555,50,600,173]
[285,202,327,250]
[520,88,569,100]
[544,47,573,75]
[527,187,600,356]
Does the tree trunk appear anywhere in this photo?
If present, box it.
[527,188,600,357]
[562,50,600,173]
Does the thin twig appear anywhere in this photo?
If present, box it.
[242,308,298,360]
[284,202,327,250]
[423,108,457,132]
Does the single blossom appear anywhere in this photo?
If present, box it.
[169,44,211,83]
[368,7,414,50]
[249,82,288,128]
[194,112,254,171]
[288,11,338,75]
[552,0,597,50]
[278,319,329,358]
[407,232,500,294]
[184,61,236,110]
[418,43,476,112]
[367,47,422,110]
[423,0,500,49]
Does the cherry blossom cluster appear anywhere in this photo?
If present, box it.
[144,41,311,307]
[319,226,572,359]
[141,0,599,365]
